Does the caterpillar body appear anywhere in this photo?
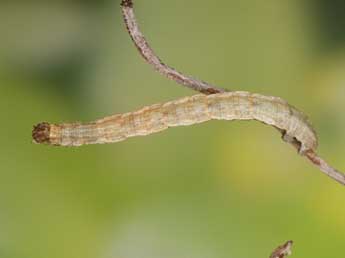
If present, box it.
[32,91,317,154]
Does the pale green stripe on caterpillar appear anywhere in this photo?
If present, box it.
[32,91,317,155]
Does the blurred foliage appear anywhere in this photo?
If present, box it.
[0,1,344,258]
[312,0,345,50]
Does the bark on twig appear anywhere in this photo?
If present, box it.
[120,0,226,94]
[305,151,345,185]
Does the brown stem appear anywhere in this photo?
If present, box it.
[304,151,345,185]
[120,0,226,94]
[270,241,293,258]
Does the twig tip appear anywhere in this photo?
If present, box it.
[270,240,293,258]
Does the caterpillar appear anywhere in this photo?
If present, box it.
[32,92,317,155]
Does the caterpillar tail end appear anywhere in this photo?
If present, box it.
[32,122,51,144]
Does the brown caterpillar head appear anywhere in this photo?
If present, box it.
[32,122,51,144]
[121,0,133,8]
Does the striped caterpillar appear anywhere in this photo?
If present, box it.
[32,0,345,185]
[32,92,317,155]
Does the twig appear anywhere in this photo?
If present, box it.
[120,0,226,94]
[305,151,345,185]
[270,241,293,258]
[120,0,345,186]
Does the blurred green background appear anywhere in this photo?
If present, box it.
[0,0,344,257]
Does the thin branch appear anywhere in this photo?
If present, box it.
[120,0,345,186]
[305,151,345,185]
[270,241,293,258]
[120,0,226,94]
